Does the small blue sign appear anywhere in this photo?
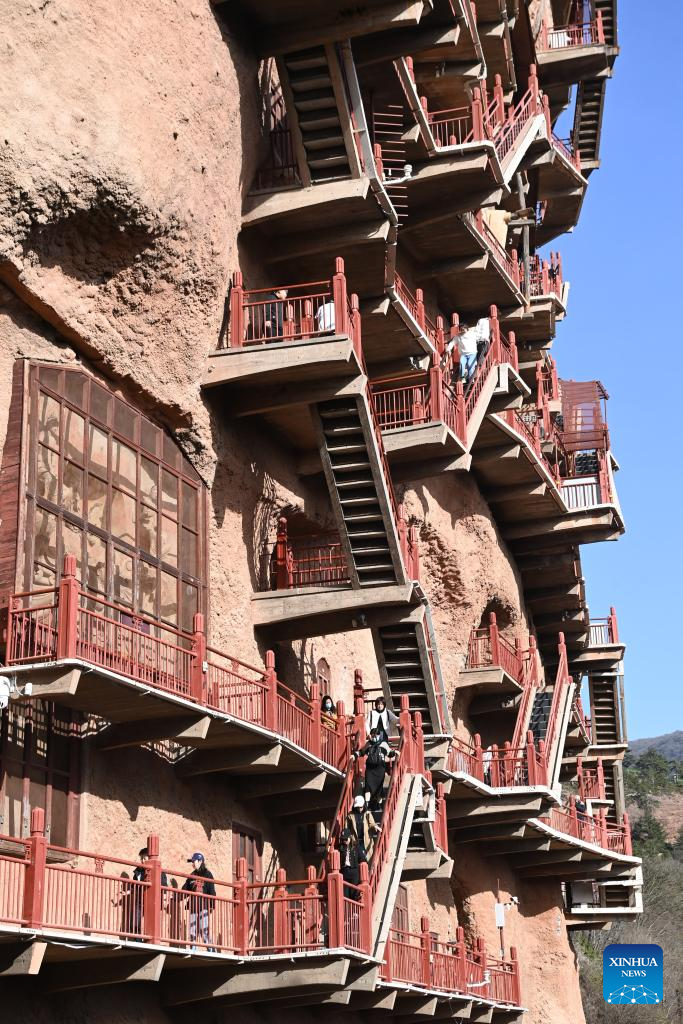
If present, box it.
[603,944,663,1004]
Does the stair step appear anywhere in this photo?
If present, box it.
[293,90,339,113]
[289,70,334,93]
[308,150,351,169]
[329,460,372,471]
[302,128,345,150]
[299,111,344,132]
[340,496,382,508]
[323,424,364,436]
[327,443,368,454]
[284,48,328,71]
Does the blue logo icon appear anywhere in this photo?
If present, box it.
[603,944,663,1004]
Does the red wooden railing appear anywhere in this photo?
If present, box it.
[541,633,572,772]
[464,210,521,289]
[467,613,524,681]
[8,558,349,772]
[393,272,443,349]
[269,520,351,589]
[372,306,518,445]
[445,730,548,789]
[538,13,605,51]
[529,252,563,299]
[589,608,619,646]
[577,756,606,803]
[551,132,582,171]
[225,257,362,359]
[539,801,632,856]
[381,919,521,1007]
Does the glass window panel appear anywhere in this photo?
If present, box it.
[139,504,157,557]
[114,398,137,441]
[140,418,159,456]
[88,425,108,474]
[160,571,177,624]
[38,393,60,448]
[62,521,83,579]
[38,366,61,391]
[90,383,111,425]
[180,582,198,633]
[64,408,85,464]
[113,548,133,607]
[180,527,197,576]
[163,433,179,469]
[112,439,137,494]
[140,457,158,507]
[86,533,107,593]
[64,371,86,409]
[138,561,157,616]
[161,470,178,518]
[62,462,84,517]
[34,507,57,569]
[182,481,197,530]
[87,474,108,530]
[36,445,59,504]
[111,490,136,546]
[161,516,177,566]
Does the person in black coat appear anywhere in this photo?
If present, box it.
[182,852,216,950]
[120,847,169,938]
[353,728,397,812]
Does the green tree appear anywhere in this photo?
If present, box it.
[631,814,670,857]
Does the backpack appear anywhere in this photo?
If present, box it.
[366,741,384,769]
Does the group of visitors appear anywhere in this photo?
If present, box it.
[117,848,217,951]
[249,288,336,341]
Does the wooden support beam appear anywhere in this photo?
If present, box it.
[230,374,362,418]
[473,444,521,465]
[176,743,282,778]
[42,953,165,992]
[264,219,390,264]
[502,511,617,540]
[486,839,552,856]
[420,254,489,278]
[163,959,349,1006]
[510,849,584,869]
[517,858,613,878]
[96,715,211,751]
[257,2,425,57]
[394,996,439,1016]
[242,772,328,799]
[354,25,459,66]
[348,991,398,1011]
[487,481,548,503]
[0,941,46,976]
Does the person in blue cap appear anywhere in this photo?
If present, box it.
[182,851,216,950]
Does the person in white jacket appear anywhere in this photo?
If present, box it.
[366,696,399,744]
[444,317,490,383]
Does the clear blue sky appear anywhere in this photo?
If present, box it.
[542,2,682,740]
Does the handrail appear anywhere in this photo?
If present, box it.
[537,15,605,51]
[528,252,563,299]
[466,613,524,681]
[538,801,632,856]
[463,211,520,290]
[8,557,350,772]
[381,920,521,1007]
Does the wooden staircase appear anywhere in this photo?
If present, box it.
[316,397,406,588]
[588,674,622,746]
[572,77,606,174]
[374,619,441,735]
[279,46,354,183]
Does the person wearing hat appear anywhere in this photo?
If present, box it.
[182,852,216,951]
[354,728,397,812]
[344,795,381,864]
[365,696,399,745]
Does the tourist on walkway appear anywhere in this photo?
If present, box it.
[366,696,399,744]
[182,852,216,951]
[345,795,381,863]
[339,826,362,899]
[354,729,397,812]
[321,694,337,719]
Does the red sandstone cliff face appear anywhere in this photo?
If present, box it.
[0,4,587,1023]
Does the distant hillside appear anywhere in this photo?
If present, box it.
[629,731,683,760]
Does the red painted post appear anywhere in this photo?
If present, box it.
[275,517,291,590]
[408,525,420,582]
[528,64,539,113]
[493,74,505,126]
[542,94,552,137]
[310,682,322,759]
[373,142,384,179]
[490,743,500,786]
[489,611,501,666]
[456,925,467,992]
[274,867,288,952]
[596,9,605,44]
[502,740,512,786]
[597,757,605,801]
[191,612,206,703]
[609,607,619,643]
[301,298,314,339]
[511,248,520,288]
[282,301,296,340]
[397,502,408,569]
[229,271,245,348]
[415,288,426,331]
[539,19,549,50]
[471,86,484,141]
[508,329,518,371]
[414,711,425,774]
[421,915,432,986]
[56,554,79,660]
[477,935,489,996]
[538,738,547,783]
[623,812,632,856]
[353,695,367,750]
[399,694,413,768]
[435,315,445,356]
[577,755,584,801]
[541,260,550,295]
[335,699,347,765]
[23,807,48,928]
[233,856,249,955]
[569,796,579,839]
[510,946,521,1005]
[350,293,363,361]
[406,56,415,83]
[326,849,345,948]
[144,833,162,945]
[435,782,447,851]
[353,668,364,703]
[473,732,484,782]
[526,730,537,786]
[598,807,608,849]
[489,304,501,362]
[430,353,445,423]
[332,257,349,336]
[304,864,319,948]
[455,380,466,442]
[384,924,394,980]
[358,861,371,952]
[264,650,279,733]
